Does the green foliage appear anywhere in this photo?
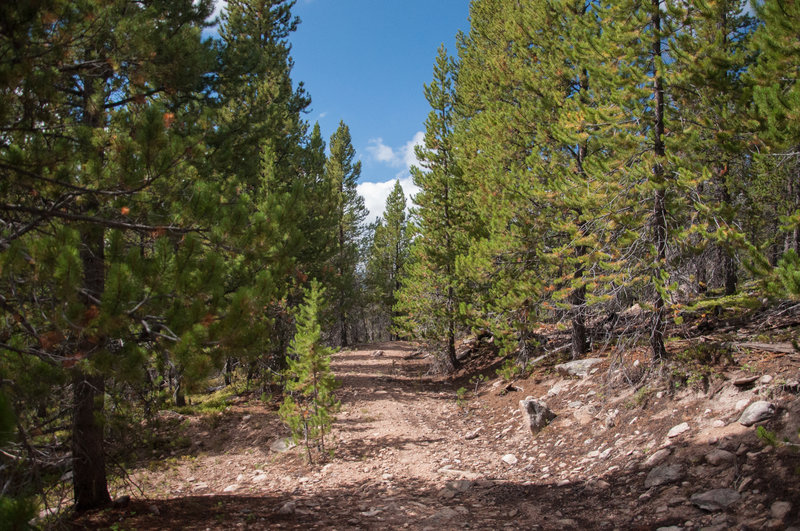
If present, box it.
[279,281,340,463]
[496,358,522,382]
[470,374,488,394]
[756,425,778,447]
[455,387,468,408]
[771,250,800,298]
[0,496,36,531]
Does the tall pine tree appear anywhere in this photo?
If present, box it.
[396,46,468,370]
[325,122,368,347]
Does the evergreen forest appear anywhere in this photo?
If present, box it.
[1,0,799,525]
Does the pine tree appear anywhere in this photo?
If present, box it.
[666,0,756,297]
[748,0,800,256]
[366,181,410,339]
[324,122,368,347]
[204,0,319,380]
[279,281,340,463]
[395,45,468,369]
[0,0,275,510]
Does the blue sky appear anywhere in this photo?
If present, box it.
[290,1,470,221]
[211,1,471,222]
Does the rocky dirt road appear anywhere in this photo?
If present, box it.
[73,341,800,529]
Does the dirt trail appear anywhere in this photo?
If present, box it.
[72,340,800,530]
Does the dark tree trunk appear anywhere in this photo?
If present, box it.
[570,284,589,359]
[72,221,110,511]
[724,252,737,296]
[650,0,668,360]
[72,372,111,511]
[223,357,233,386]
[570,62,590,360]
[446,285,459,370]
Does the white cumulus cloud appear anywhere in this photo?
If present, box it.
[357,177,419,225]
[366,138,397,165]
[365,131,425,169]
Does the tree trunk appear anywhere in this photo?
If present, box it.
[447,285,459,370]
[72,372,111,511]
[570,284,588,359]
[724,251,737,296]
[72,222,110,511]
[650,0,668,360]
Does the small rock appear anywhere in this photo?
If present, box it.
[426,507,460,521]
[645,464,684,488]
[733,375,759,386]
[760,374,773,384]
[568,401,583,408]
[382,473,394,481]
[705,449,735,466]
[223,484,238,492]
[464,428,481,440]
[643,448,671,468]
[738,401,776,426]
[667,422,690,438]
[439,488,456,500]
[278,501,296,515]
[502,454,518,465]
[690,488,740,511]
[361,508,382,517]
[447,480,473,492]
[557,479,570,487]
[270,438,295,453]
[371,350,384,357]
[735,398,750,411]
[241,414,252,422]
[148,504,160,516]
[770,501,792,521]
[712,419,726,428]
[519,397,556,435]
[737,476,752,492]
[555,358,604,378]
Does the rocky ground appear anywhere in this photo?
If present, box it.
[69,331,800,529]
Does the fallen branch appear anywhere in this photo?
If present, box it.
[731,342,797,354]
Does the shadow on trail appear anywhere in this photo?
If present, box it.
[73,422,800,530]
[335,434,447,462]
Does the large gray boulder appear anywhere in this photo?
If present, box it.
[519,397,556,435]
[738,401,776,426]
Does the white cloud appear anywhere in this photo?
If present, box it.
[357,176,419,225]
[365,131,425,170]
[318,111,328,119]
[366,138,397,165]
[401,131,425,169]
